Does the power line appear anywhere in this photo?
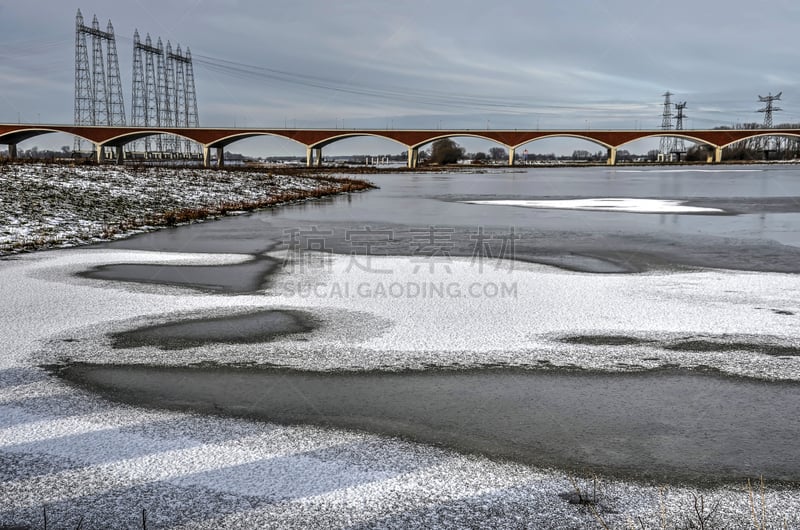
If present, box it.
[192,53,667,118]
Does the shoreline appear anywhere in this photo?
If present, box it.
[0,162,375,256]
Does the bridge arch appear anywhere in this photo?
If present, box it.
[309,132,409,151]
[718,131,800,150]
[511,133,613,151]
[101,129,207,148]
[402,133,521,168]
[205,131,308,149]
[0,127,95,149]
[612,132,715,150]
[300,132,413,168]
[511,135,613,164]
[410,132,514,150]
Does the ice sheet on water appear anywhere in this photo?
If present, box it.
[1,243,799,527]
[462,197,725,213]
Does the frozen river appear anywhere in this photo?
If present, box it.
[101,165,800,272]
[69,165,800,480]
[4,164,800,527]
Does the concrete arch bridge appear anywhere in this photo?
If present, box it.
[1,124,798,168]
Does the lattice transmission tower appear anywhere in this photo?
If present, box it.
[130,32,200,156]
[758,92,782,128]
[73,10,126,152]
[658,91,674,159]
[673,101,687,156]
[131,31,163,152]
[169,44,200,155]
[757,92,782,153]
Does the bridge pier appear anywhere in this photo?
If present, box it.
[115,147,124,165]
[203,146,211,168]
[407,147,419,169]
[7,144,17,160]
[508,147,516,166]
[714,146,722,163]
[306,147,324,167]
[216,147,224,168]
[95,145,104,164]
[606,147,617,166]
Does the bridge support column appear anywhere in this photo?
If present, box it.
[115,147,124,165]
[203,146,211,168]
[713,146,722,164]
[216,147,224,168]
[606,147,617,166]
[95,145,104,164]
[305,147,324,167]
[508,147,516,166]
[7,144,17,160]
[407,147,419,169]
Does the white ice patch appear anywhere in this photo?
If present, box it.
[613,169,763,173]
[462,197,724,214]
[38,249,800,380]
[5,431,359,509]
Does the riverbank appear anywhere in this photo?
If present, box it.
[0,163,374,255]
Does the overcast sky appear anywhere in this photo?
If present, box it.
[2,0,800,155]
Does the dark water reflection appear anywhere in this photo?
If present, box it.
[59,364,800,485]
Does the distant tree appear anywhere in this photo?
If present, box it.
[429,138,464,164]
[488,147,507,162]
[571,150,590,160]
[723,143,757,161]
[472,151,488,163]
[685,145,708,162]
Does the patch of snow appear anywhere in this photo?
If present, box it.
[38,251,800,380]
[462,197,725,213]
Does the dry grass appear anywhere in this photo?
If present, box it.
[109,180,373,235]
[564,474,793,530]
[0,164,374,254]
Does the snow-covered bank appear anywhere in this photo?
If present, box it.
[0,163,371,255]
